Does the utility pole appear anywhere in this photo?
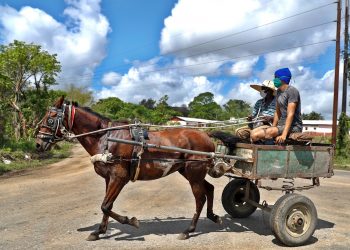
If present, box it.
[342,0,349,113]
[333,0,342,145]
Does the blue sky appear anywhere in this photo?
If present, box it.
[0,0,346,118]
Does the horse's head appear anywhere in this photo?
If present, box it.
[35,96,76,152]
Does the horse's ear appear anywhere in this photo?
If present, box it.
[54,96,65,108]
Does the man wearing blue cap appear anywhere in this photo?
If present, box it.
[251,68,302,143]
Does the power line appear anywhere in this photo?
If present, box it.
[117,40,335,74]
[57,20,335,82]
[92,53,336,96]
[57,39,334,83]
[56,1,336,74]
[108,0,277,58]
[145,21,336,64]
[161,1,336,56]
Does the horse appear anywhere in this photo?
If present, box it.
[35,96,239,241]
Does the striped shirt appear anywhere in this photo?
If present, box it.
[252,97,276,118]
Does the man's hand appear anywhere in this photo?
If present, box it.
[275,134,287,144]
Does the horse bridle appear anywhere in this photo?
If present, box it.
[36,103,76,144]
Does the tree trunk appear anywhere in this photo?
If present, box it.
[14,111,20,141]
[11,96,26,140]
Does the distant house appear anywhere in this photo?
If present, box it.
[169,116,220,127]
[302,120,338,136]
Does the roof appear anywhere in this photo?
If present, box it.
[302,120,338,125]
[172,116,220,124]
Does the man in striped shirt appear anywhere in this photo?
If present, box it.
[236,80,276,140]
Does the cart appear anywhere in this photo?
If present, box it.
[219,142,334,247]
[106,134,334,246]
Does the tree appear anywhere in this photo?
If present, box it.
[302,111,324,120]
[172,104,190,117]
[65,84,94,106]
[336,112,350,157]
[223,99,251,119]
[139,98,156,110]
[152,95,179,124]
[91,97,125,120]
[188,92,224,120]
[0,73,12,141]
[0,40,61,140]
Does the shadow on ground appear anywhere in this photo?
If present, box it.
[78,210,334,244]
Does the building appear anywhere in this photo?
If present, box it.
[302,120,337,136]
[168,116,220,127]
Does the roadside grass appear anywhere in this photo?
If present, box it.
[0,140,73,175]
[334,156,350,170]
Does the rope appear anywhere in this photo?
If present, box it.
[64,117,267,139]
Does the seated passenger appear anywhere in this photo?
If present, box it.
[251,68,302,144]
[236,80,276,140]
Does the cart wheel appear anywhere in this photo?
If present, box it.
[221,179,260,218]
[270,194,317,247]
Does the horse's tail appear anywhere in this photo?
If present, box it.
[207,131,241,152]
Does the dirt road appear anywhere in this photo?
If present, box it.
[0,145,349,250]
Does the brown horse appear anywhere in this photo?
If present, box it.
[35,96,237,241]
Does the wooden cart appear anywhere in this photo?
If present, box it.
[219,143,334,247]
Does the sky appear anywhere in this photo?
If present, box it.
[0,0,347,119]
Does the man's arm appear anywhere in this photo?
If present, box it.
[276,102,297,143]
[272,102,281,127]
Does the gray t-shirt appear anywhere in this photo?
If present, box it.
[276,85,302,129]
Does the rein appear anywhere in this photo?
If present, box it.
[63,118,266,140]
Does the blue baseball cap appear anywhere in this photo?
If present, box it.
[274,68,292,84]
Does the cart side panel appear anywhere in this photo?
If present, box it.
[233,144,334,179]
[233,147,255,178]
[313,148,334,177]
[256,150,288,178]
[287,150,316,178]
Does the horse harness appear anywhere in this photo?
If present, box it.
[103,122,150,182]
[36,104,76,145]
[37,105,211,181]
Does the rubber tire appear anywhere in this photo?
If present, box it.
[270,194,318,247]
[269,193,299,237]
[221,179,260,218]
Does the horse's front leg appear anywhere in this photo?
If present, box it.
[87,173,139,241]
[86,178,111,240]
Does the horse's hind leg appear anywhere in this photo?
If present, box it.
[178,180,206,240]
[204,180,222,224]
[87,175,139,241]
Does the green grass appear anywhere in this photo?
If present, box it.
[0,140,73,175]
[334,155,350,170]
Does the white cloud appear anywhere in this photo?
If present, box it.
[229,57,259,77]
[96,0,342,119]
[227,65,346,119]
[96,61,224,106]
[0,0,110,87]
[101,72,122,86]
[1,0,344,120]
[156,0,341,118]
[160,0,335,76]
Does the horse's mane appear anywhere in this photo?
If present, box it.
[65,101,129,124]
[81,106,112,121]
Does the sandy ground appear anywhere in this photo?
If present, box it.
[0,144,349,250]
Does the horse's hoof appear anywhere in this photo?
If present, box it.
[177,233,189,240]
[130,217,139,229]
[216,216,223,225]
[208,213,222,225]
[86,233,99,241]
